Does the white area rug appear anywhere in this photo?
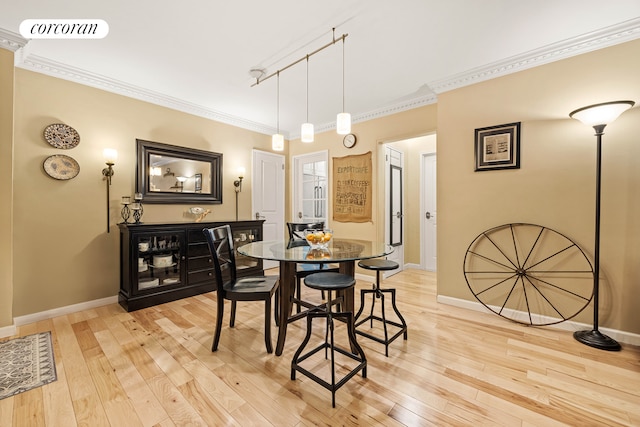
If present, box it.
[0,331,57,399]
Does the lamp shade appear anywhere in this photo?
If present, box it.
[301,123,314,143]
[569,100,634,127]
[272,133,284,151]
[103,148,118,164]
[336,112,351,135]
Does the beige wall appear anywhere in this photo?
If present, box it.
[0,49,14,327]
[3,38,639,337]
[288,105,438,262]
[437,38,640,334]
[11,69,274,317]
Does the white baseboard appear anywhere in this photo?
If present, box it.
[404,263,421,270]
[11,295,119,329]
[0,324,17,338]
[437,295,640,347]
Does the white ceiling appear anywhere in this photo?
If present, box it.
[2,1,640,138]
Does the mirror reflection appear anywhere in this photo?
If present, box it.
[148,155,211,194]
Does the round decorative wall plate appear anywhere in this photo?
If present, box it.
[43,123,80,149]
[43,155,80,180]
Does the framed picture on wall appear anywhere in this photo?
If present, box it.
[474,122,521,171]
[194,173,202,192]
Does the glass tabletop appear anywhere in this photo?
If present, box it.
[237,238,394,263]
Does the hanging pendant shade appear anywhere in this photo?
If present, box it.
[336,112,351,135]
[272,133,284,151]
[336,34,351,135]
[301,123,314,143]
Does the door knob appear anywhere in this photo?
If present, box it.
[255,212,266,220]
[396,211,403,219]
[426,212,431,219]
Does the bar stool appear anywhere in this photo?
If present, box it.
[291,272,367,408]
[354,259,407,356]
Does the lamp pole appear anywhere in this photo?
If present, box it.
[572,124,621,350]
[569,100,634,351]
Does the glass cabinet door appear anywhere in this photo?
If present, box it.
[135,231,184,293]
[232,227,259,272]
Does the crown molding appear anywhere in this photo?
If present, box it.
[6,17,640,137]
[15,53,281,137]
[291,93,438,139]
[0,28,27,52]
[428,17,640,94]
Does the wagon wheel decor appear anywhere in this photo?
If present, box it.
[463,223,594,326]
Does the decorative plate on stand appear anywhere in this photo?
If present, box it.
[43,123,80,149]
[43,155,80,180]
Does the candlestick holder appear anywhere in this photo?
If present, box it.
[120,202,131,223]
[132,202,144,224]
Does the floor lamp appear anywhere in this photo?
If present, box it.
[569,100,634,351]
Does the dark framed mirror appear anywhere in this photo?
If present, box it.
[136,139,223,204]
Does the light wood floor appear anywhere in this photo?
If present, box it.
[2,269,639,426]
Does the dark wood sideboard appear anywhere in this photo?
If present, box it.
[118,220,264,311]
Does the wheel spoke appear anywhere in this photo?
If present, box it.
[474,273,518,296]
[523,274,570,320]
[521,225,545,268]
[520,276,533,325]
[524,273,592,301]
[497,277,519,316]
[466,250,515,271]
[510,224,522,269]
[483,232,519,270]
[525,243,577,270]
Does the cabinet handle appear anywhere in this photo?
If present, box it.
[208,258,212,263]
[181,256,186,260]
[208,272,212,276]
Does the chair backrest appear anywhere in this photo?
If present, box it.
[287,221,325,242]
[203,225,237,292]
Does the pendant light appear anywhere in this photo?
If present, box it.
[301,55,314,143]
[336,35,351,135]
[272,71,284,151]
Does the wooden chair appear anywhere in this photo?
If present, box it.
[203,225,279,353]
[287,222,339,315]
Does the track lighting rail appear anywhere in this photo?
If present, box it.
[251,28,348,87]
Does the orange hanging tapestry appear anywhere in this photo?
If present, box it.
[332,151,372,223]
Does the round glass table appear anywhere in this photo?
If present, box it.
[238,238,394,356]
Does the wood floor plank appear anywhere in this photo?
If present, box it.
[146,374,208,426]
[6,269,640,426]
[93,329,168,427]
[42,360,77,427]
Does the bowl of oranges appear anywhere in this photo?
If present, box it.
[304,228,333,249]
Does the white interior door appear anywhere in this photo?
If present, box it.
[292,150,329,225]
[422,153,437,271]
[252,150,284,269]
[385,146,403,275]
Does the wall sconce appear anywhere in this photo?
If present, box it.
[234,167,245,221]
[569,99,634,351]
[102,148,117,233]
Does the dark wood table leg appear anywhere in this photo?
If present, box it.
[338,260,357,352]
[276,260,296,356]
[339,260,356,313]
